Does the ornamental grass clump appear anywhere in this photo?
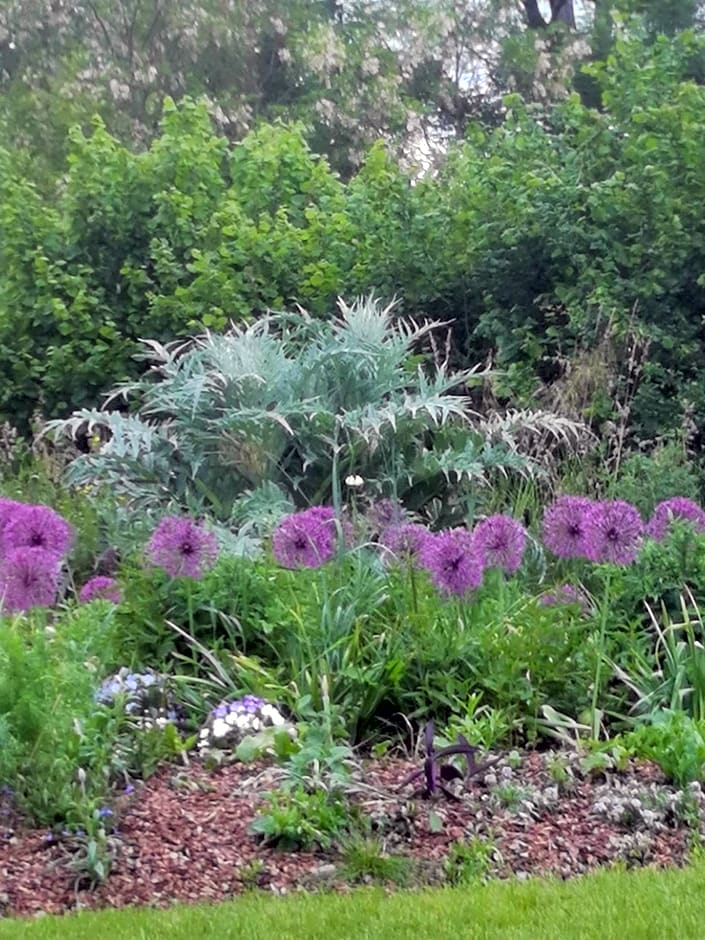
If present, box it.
[146,516,218,579]
[472,514,527,574]
[647,497,705,542]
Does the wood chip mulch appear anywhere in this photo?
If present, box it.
[0,750,695,919]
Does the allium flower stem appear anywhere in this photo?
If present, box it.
[409,561,418,616]
[590,570,612,741]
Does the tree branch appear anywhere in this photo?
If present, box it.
[523,0,547,28]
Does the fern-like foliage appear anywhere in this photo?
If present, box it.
[46,297,591,522]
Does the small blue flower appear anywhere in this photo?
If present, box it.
[213,704,228,718]
[98,807,113,817]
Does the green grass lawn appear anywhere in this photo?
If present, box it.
[2,864,704,939]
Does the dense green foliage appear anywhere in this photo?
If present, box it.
[3,29,705,447]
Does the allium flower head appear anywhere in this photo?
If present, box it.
[271,506,339,569]
[0,547,61,613]
[473,515,527,574]
[420,528,484,598]
[542,496,594,559]
[646,497,705,542]
[146,516,218,579]
[379,523,431,566]
[79,576,122,604]
[0,503,74,558]
[539,583,589,613]
[0,499,23,534]
[366,498,406,534]
[583,500,644,566]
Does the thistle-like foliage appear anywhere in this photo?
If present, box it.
[46,296,590,524]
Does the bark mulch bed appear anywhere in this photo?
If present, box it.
[0,749,697,918]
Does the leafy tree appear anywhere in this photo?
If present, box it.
[7,0,701,177]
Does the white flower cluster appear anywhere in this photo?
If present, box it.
[197,696,288,754]
[95,668,180,732]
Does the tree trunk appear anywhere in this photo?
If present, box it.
[550,0,576,27]
[523,0,576,28]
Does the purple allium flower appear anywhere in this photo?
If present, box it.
[472,515,527,574]
[583,500,644,566]
[0,499,23,535]
[366,498,406,534]
[420,528,484,598]
[271,507,338,569]
[79,576,121,604]
[0,547,61,613]
[379,523,431,566]
[646,497,705,542]
[146,516,218,579]
[542,496,594,559]
[0,503,73,558]
[539,583,589,611]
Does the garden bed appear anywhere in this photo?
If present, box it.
[0,749,695,918]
